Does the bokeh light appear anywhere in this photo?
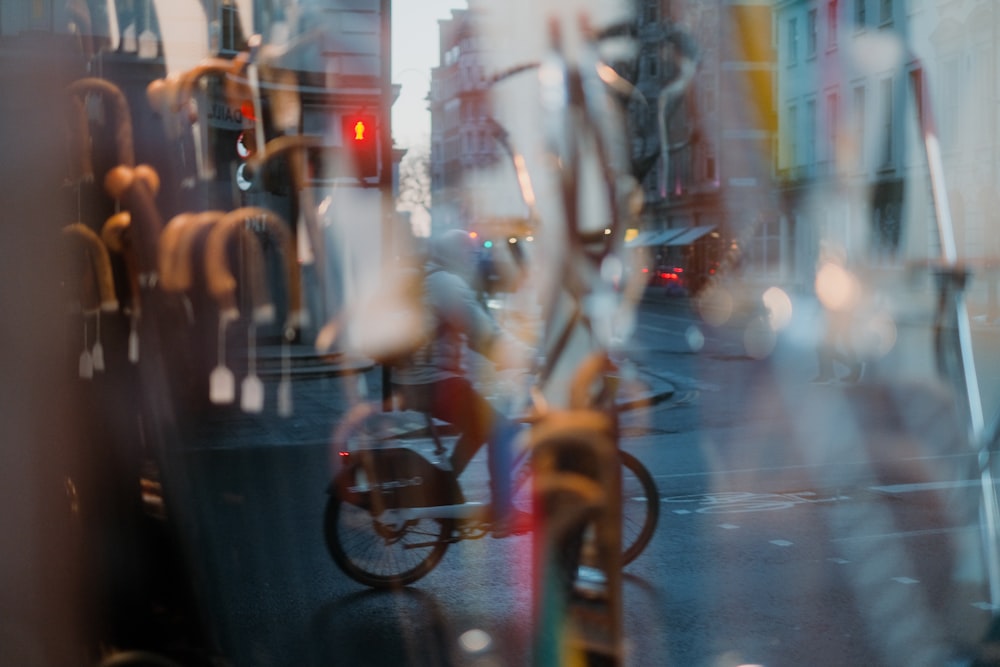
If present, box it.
[762,286,793,331]
[686,325,705,352]
[697,285,734,327]
[815,261,861,312]
[459,628,493,654]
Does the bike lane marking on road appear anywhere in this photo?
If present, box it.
[869,479,989,494]
[661,490,849,513]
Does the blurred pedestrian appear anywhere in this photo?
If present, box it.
[391,229,532,537]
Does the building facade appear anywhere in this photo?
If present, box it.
[627,0,777,294]
[773,0,1000,296]
[425,0,1000,300]
[427,1,506,237]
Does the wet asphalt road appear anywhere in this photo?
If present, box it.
[159,294,995,666]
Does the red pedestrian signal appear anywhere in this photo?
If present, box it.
[351,119,367,141]
[341,114,378,179]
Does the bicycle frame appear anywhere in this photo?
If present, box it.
[483,20,648,664]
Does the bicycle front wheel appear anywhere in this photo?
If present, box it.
[512,449,659,565]
[323,495,453,589]
[620,450,659,565]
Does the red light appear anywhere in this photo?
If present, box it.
[642,268,649,273]
[343,115,375,142]
[352,120,367,141]
[341,114,378,177]
[339,451,350,458]
[674,267,684,273]
[240,99,256,121]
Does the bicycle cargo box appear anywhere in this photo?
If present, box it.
[334,447,463,510]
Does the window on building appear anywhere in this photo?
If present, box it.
[827,0,839,49]
[787,104,799,169]
[805,98,817,169]
[807,9,818,57]
[218,2,243,54]
[907,68,924,130]
[787,17,798,66]
[879,0,892,25]
[644,1,658,24]
[854,0,866,28]
[645,55,658,78]
[852,84,866,171]
[752,216,782,273]
[879,76,893,168]
[825,90,839,169]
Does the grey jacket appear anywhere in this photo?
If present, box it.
[391,260,505,385]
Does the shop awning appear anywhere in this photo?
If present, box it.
[624,230,660,248]
[625,228,688,248]
[645,229,688,246]
[664,225,717,246]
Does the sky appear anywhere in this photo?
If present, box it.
[391,0,468,151]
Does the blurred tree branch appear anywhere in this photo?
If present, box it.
[396,145,431,237]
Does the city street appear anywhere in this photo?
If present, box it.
[159,292,997,667]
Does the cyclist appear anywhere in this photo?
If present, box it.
[391,229,533,537]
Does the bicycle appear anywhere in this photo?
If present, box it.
[321,363,660,589]
[322,17,668,595]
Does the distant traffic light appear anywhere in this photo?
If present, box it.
[341,114,378,179]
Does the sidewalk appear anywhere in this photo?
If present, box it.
[186,344,675,450]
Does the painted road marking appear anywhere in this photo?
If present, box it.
[770,539,794,547]
[831,526,969,542]
[870,479,987,494]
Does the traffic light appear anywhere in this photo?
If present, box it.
[234,130,255,191]
[341,114,378,179]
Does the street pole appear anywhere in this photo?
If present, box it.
[381,0,394,406]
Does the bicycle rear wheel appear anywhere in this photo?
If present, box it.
[323,495,453,589]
